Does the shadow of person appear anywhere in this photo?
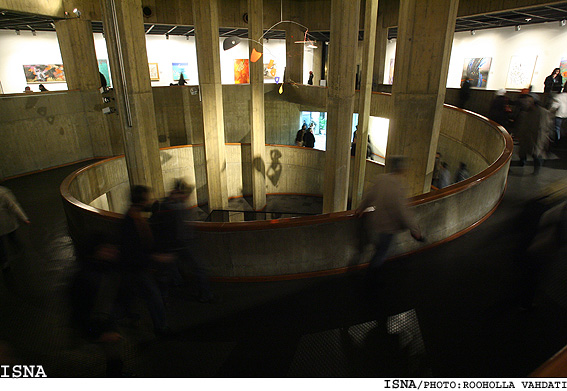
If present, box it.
[266,149,283,186]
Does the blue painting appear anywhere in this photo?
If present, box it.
[172,63,189,81]
[461,57,492,88]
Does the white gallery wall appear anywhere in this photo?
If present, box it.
[384,21,567,93]
[0,30,68,93]
[0,30,287,94]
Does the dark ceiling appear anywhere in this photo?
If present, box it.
[1,2,567,41]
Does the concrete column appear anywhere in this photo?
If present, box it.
[372,12,388,88]
[322,0,361,214]
[55,18,100,91]
[192,0,229,210]
[386,0,459,195]
[284,22,304,84]
[351,0,378,209]
[100,0,164,197]
[248,0,267,211]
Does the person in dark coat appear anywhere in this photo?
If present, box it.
[295,124,307,146]
[458,78,471,109]
[544,68,563,93]
[488,89,511,128]
[307,71,314,85]
[303,125,315,148]
[178,73,187,86]
[544,68,563,108]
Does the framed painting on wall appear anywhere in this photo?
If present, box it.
[148,63,159,81]
[505,55,537,89]
[461,57,492,88]
[97,59,112,87]
[172,63,188,81]
[22,64,66,83]
[263,59,277,79]
[234,59,249,84]
[561,57,567,80]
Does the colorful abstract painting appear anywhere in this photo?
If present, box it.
[97,59,111,87]
[22,64,66,83]
[263,59,277,79]
[561,58,567,80]
[234,59,249,84]
[505,55,537,89]
[172,63,188,81]
[148,63,159,81]
[461,57,492,88]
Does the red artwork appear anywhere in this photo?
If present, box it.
[234,59,249,84]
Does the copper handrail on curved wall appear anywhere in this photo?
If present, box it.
[60,103,513,281]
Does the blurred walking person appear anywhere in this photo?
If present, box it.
[0,185,30,272]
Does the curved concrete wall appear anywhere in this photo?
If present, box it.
[61,104,512,279]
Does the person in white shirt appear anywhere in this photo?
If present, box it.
[551,85,567,142]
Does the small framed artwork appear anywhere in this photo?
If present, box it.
[22,64,66,83]
[148,63,159,81]
[172,63,188,81]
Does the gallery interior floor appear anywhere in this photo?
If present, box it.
[2,142,567,378]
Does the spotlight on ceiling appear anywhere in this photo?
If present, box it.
[223,36,241,51]
[515,25,521,31]
[73,8,81,17]
[32,30,36,36]
[15,29,20,35]
[165,33,169,40]
[470,30,476,36]
[561,19,567,27]
[525,18,532,22]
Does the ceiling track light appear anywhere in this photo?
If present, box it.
[561,19,566,27]
[32,30,36,36]
[515,25,521,31]
[165,33,169,40]
[15,29,20,35]
[470,30,476,35]
[72,8,81,18]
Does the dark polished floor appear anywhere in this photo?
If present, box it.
[2,143,567,378]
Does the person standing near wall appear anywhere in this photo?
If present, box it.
[550,84,567,142]
[307,71,314,85]
[544,68,563,108]
[303,124,315,148]
[0,185,30,272]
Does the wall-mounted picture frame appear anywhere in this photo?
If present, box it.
[148,63,159,81]
[505,55,537,89]
[461,57,492,88]
[22,64,66,83]
[172,63,188,81]
[234,59,249,84]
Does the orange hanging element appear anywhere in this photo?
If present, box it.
[250,48,263,63]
